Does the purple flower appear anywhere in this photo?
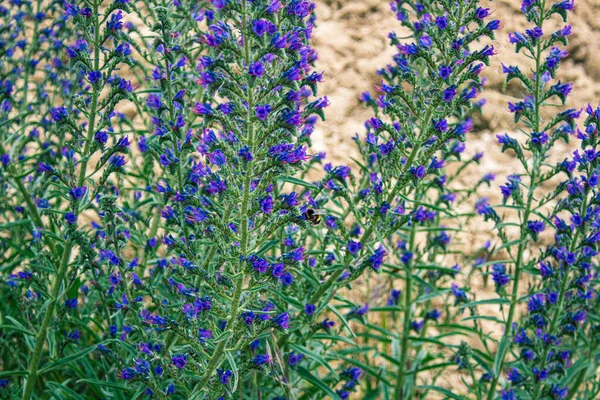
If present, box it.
[256,104,271,121]
[248,61,265,77]
[172,354,187,369]
[526,26,544,40]
[64,298,78,309]
[304,304,316,316]
[527,220,545,234]
[434,118,449,132]
[491,264,510,287]
[476,7,489,19]
[88,70,102,83]
[193,102,212,115]
[69,186,87,200]
[386,289,401,306]
[207,150,226,166]
[368,247,386,271]
[348,240,362,255]
[419,35,432,47]
[443,86,457,102]
[321,318,335,331]
[65,212,77,225]
[275,312,289,329]
[287,351,304,366]
[109,155,127,168]
[50,107,69,122]
[435,16,448,30]
[341,367,363,383]
[252,354,271,366]
[500,389,516,400]
[486,20,501,31]
[198,328,213,343]
[252,19,269,36]
[411,165,427,179]
[260,195,274,214]
[218,369,232,385]
[439,65,452,80]
[352,304,369,317]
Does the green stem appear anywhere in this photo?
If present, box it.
[565,367,587,400]
[394,221,417,400]
[485,4,545,398]
[530,194,587,399]
[196,274,245,391]
[22,243,73,400]
[194,0,254,392]
[308,107,431,305]
[22,2,102,397]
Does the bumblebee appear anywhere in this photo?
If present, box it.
[303,208,326,225]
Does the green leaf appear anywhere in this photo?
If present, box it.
[368,306,405,313]
[560,358,590,387]
[312,333,357,346]
[437,324,480,335]
[280,176,318,190]
[326,304,356,338]
[0,370,28,378]
[463,298,510,308]
[77,379,129,391]
[363,389,381,400]
[295,367,340,399]
[5,316,34,336]
[39,346,95,374]
[493,336,510,378]
[290,344,335,373]
[225,351,240,392]
[0,220,31,229]
[461,315,505,324]
[45,381,86,400]
[422,385,464,400]
[256,239,280,256]
[0,324,34,337]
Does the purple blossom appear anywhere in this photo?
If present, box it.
[348,240,362,255]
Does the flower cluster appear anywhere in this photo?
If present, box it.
[0,0,598,399]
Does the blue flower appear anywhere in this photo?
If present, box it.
[88,70,102,83]
[275,312,289,329]
[172,354,187,369]
[248,61,265,77]
[50,107,69,121]
[476,7,490,19]
[443,86,457,102]
[218,369,232,385]
[526,26,543,39]
[64,212,77,225]
[288,351,304,366]
[348,240,362,255]
[252,354,271,366]
[304,304,316,316]
[69,186,87,200]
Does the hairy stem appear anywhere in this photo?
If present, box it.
[194,0,254,391]
[485,3,545,398]
[394,220,417,400]
[22,2,102,397]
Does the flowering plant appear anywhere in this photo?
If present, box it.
[0,0,598,399]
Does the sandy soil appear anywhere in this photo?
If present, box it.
[311,0,600,171]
